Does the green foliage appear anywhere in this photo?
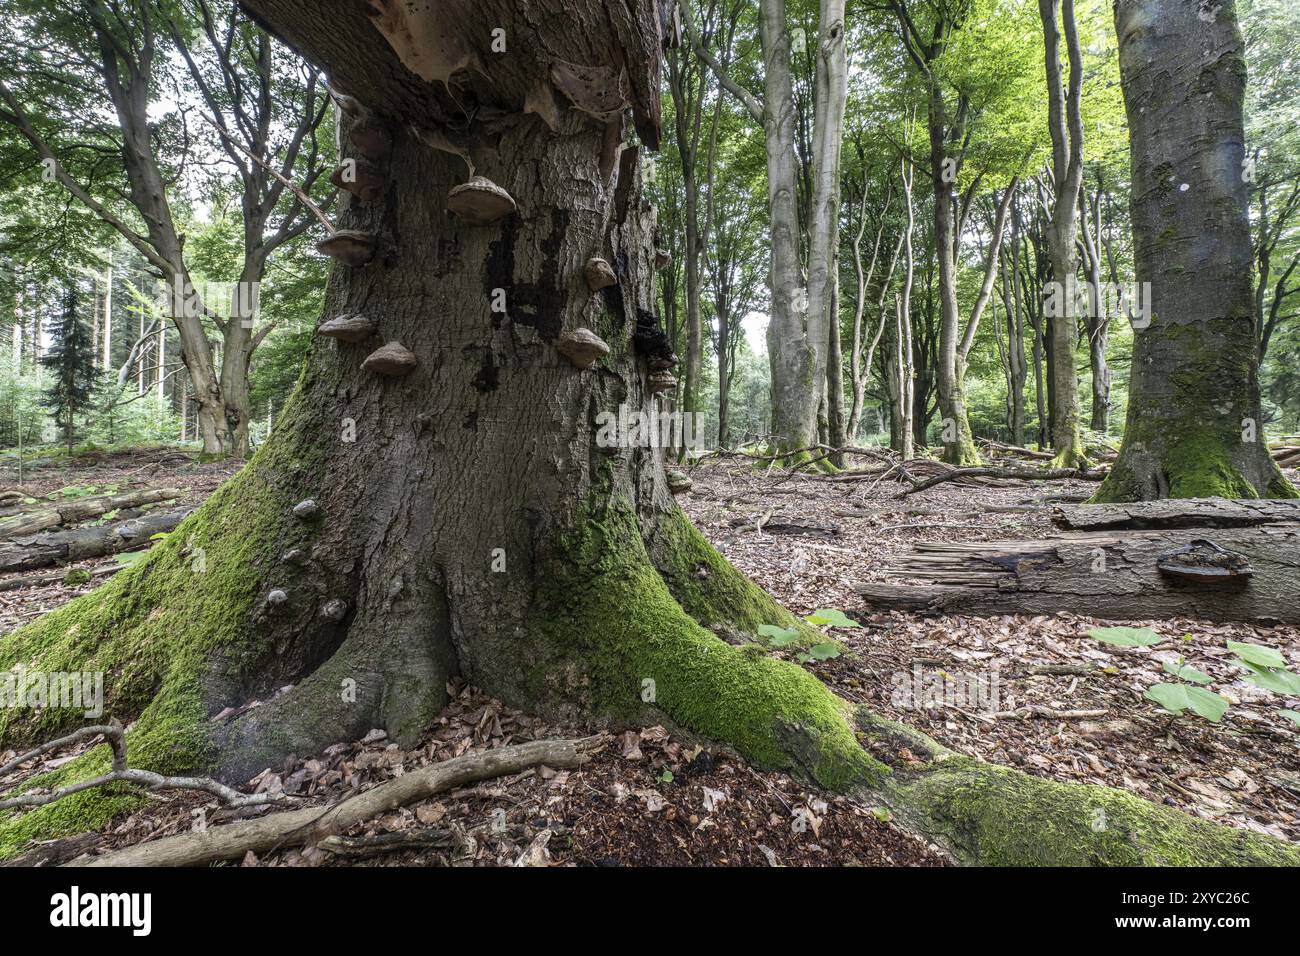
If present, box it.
[1160,658,1213,685]
[1144,683,1230,723]
[40,285,99,451]
[1087,626,1163,647]
[805,608,860,628]
[1227,640,1287,669]
[85,382,182,448]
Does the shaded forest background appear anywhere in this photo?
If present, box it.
[0,0,1296,461]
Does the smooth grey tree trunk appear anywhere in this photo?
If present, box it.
[1099,0,1295,500]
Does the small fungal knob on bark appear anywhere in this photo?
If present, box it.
[266,589,289,607]
[317,313,377,343]
[585,257,617,291]
[316,230,378,267]
[282,548,310,566]
[330,160,387,203]
[292,499,320,520]
[447,176,516,225]
[362,341,418,377]
[348,116,393,161]
[647,370,677,394]
[320,598,349,622]
[666,470,693,495]
[654,249,672,271]
[556,328,611,369]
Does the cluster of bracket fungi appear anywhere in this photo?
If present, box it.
[313,100,679,396]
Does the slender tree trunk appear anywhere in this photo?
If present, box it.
[1039,0,1087,466]
[807,0,848,465]
[760,0,820,459]
[1099,0,1295,500]
[1078,182,1111,433]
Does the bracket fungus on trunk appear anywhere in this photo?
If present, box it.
[316,230,378,267]
[648,353,678,371]
[555,328,611,370]
[585,257,618,291]
[330,160,388,203]
[666,470,692,495]
[317,313,377,343]
[647,370,677,394]
[654,249,672,271]
[348,116,393,162]
[362,342,418,377]
[446,176,516,225]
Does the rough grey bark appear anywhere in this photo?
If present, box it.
[1099,0,1295,501]
[1078,178,1111,433]
[808,0,848,463]
[1038,0,1087,467]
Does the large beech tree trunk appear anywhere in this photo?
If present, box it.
[2,0,1298,869]
[1099,0,1295,501]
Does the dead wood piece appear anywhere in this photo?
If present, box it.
[1052,498,1300,531]
[0,488,183,538]
[902,466,1106,496]
[316,827,465,860]
[858,527,1300,624]
[1,722,285,816]
[0,508,192,573]
[69,736,605,867]
[993,706,1109,720]
[0,564,118,593]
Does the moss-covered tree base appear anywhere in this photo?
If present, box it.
[3,487,1297,866]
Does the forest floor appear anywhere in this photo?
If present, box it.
[1,446,1297,866]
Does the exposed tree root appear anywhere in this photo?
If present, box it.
[854,711,1300,866]
[68,737,603,867]
[0,721,285,813]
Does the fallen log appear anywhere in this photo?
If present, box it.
[0,508,191,573]
[902,466,1107,496]
[859,526,1300,623]
[1051,498,1300,531]
[0,488,182,538]
[0,564,118,593]
[68,736,604,867]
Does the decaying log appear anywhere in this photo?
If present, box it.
[0,508,192,572]
[0,488,182,538]
[0,565,118,593]
[859,526,1300,623]
[69,736,604,867]
[902,466,1107,496]
[1051,498,1300,531]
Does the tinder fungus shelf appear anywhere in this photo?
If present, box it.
[648,371,677,394]
[362,342,417,377]
[316,314,376,343]
[585,257,617,291]
[316,230,378,267]
[330,160,387,203]
[556,328,611,369]
[447,176,516,225]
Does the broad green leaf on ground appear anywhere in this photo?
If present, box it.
[1227,641,1287,669]
[1088,626,1162,647]
[758,624,800,647]
[1238,660,1300,695]
[1280,710,1300,728]
[808,642,841,661]
[805,608,860,628]
[1161,659,1213,685]
[1145,683,1228,722]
